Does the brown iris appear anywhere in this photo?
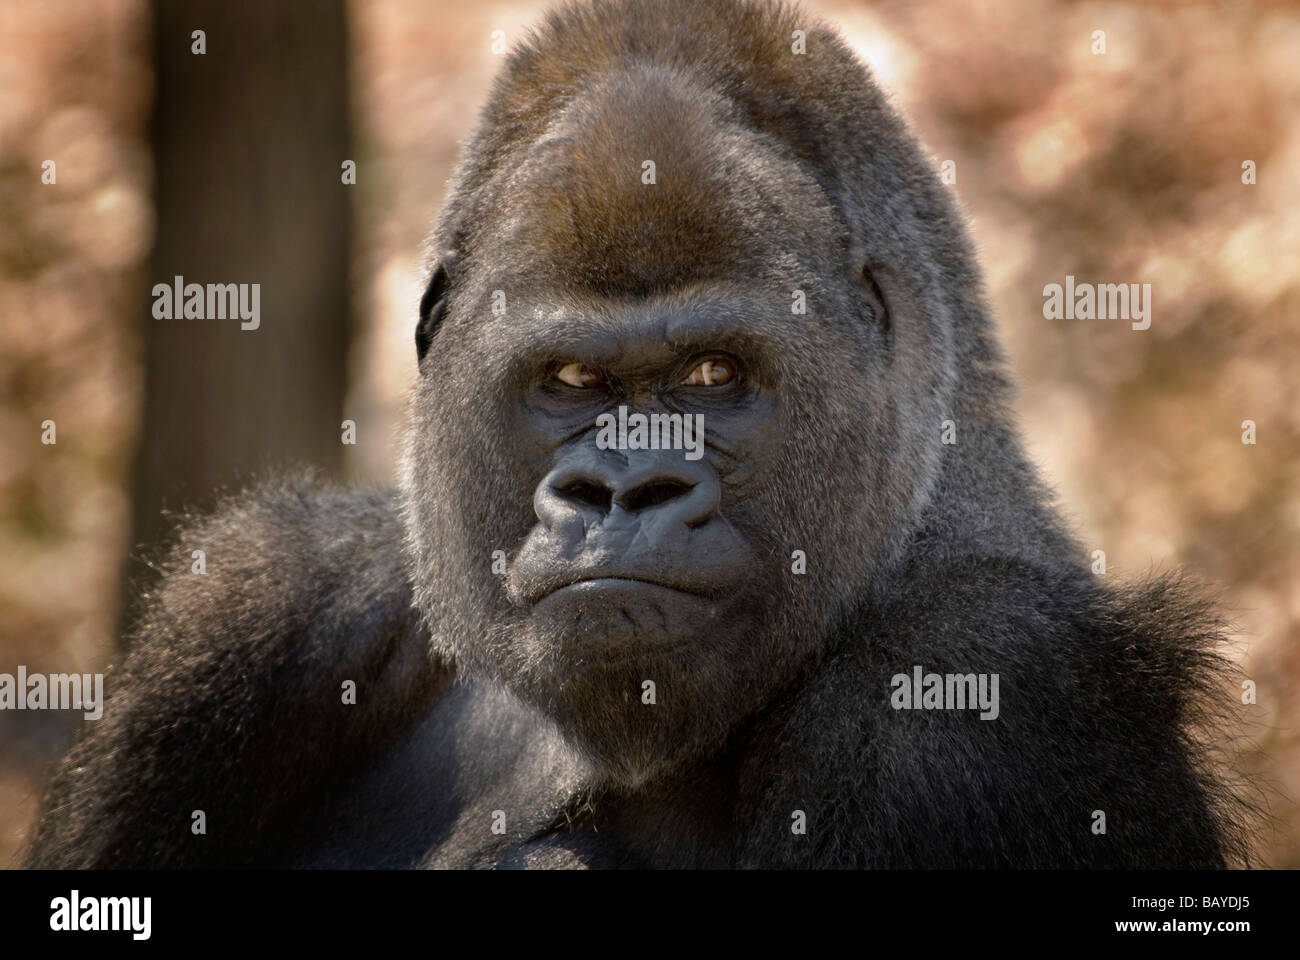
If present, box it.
[555,363,605,388]
[683,358,734,386]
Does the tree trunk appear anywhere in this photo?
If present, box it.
[127,1,352,621]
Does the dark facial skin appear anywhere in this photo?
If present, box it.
[510,304,778,610]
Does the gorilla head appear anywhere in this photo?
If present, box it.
[400,0,974,786]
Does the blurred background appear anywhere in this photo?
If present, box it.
[0,0,1296,867]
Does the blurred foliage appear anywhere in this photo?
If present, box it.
[0,0,1296,866]
[0,0,151,866]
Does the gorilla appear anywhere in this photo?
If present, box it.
[27,0,1250,868]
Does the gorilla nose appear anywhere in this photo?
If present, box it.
[535,456,720,531]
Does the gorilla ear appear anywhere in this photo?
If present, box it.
[415,258,453,362]
[855,257,892,340]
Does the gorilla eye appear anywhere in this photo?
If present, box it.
[682,358,734,386]
[556,363,605,388]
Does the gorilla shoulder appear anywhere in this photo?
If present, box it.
[25,478,448,868]
[734,558,1250,869]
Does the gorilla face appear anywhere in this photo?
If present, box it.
[497,299,792,785]
[400,58,944,785]
[508,337,770,645]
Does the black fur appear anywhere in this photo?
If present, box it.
[27,0,1251,869]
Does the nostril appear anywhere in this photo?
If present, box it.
[619,478,695,513]
[554,478,613,514]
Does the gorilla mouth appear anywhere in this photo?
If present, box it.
[528,573,727,650]
[532,573,711,604]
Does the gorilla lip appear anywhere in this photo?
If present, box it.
[531,573,711,604]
